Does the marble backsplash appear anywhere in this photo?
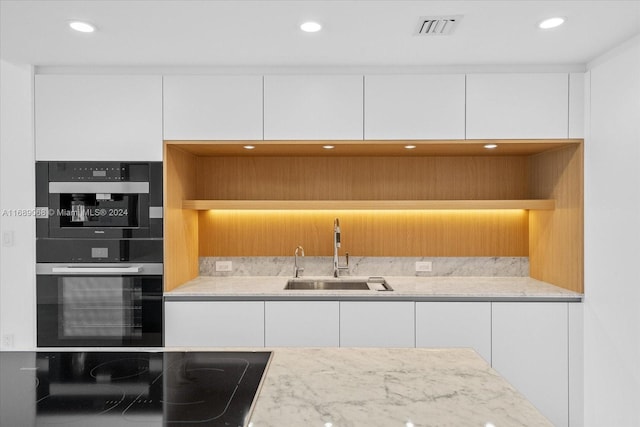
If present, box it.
[199,256,529,277]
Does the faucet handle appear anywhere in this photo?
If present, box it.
[337,252,350,273]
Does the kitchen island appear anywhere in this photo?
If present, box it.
[0,347,551,426]
[249,347,552,426]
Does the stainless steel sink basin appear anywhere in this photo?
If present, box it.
[284,277,393,291]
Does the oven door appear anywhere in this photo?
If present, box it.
[36,263,163,347]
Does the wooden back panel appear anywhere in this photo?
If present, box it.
[195,156,530,200]
[198,209,529,257]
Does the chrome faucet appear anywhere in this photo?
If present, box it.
[333,218,349,277]
[293,245,305,278]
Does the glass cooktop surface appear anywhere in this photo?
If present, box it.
[0,351,271,427]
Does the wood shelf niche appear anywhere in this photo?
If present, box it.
[182,199,555,211]
[165,140,583,293]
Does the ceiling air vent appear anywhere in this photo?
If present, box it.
[415,15,462,36]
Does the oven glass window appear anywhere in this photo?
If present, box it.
[59,277,142,339]
[58,193,139,228]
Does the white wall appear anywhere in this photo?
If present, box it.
[584,36,640,427]
[0,59,36,350]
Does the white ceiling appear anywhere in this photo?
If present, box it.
[1,0,639,68]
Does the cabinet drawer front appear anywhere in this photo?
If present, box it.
[165,301,264,347]
[416,302,491,363]
[340,301,414,347]
[265,301,339,347]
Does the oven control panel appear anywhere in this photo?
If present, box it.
[48,162,150,182]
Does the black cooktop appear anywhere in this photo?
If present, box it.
[0,351,271,426]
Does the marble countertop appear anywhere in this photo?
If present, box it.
[248,347,553,426]
[165,275,582,301]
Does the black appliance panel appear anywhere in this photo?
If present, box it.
[47,162,151,182]
[37,239,163,263]
[36,162,162,239]
[0,351,271,426]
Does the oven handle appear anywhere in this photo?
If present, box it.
[51,266,143,274]
[37,263,163,275]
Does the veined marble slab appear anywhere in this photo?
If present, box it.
[165,275,582,301]
[200,256,529,277]
[249,347,553,427]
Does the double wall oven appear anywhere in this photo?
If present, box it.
[36,162,163,347]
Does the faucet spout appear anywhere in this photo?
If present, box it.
[333,218,349,277]
[294,245,305,278]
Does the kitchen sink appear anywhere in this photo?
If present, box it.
[284,278,393,291]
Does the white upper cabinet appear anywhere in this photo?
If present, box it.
[35,75,162,161]
[264,75,364,140]
[364,74,465,139]
[466,73,569,139]
[568,73,585,139]
[163,75,263,140]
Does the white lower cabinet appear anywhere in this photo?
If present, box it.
[164,301,264,347]
[164,298,574,425]
[416,302,491,363]
[265,301,339,347]
[492,302,569,427]
[339,301,415,347]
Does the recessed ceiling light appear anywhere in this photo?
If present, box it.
[69,21,96,33]
[538,17,565,30]
[322,145,335,150]
[404,145,417,149]
[243,145,255,150]
[484,144,498,149]
[300,22,322,33]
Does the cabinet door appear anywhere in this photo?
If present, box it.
[164,301,264,347]
[265,301,339,347]
[340,301,414,347]
[569,73,585,139]
[466,73,569,139]
[364,74,465,139]
[492,302,568,427]
[35,75,162,161]
[264,75,363,140]
[163,75,263,140]
[416,302,491,363]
